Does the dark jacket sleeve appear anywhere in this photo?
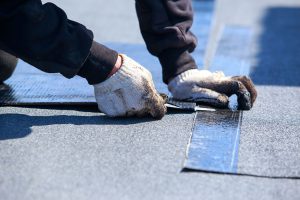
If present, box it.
[135,0,197,83]
[0,0,118,85]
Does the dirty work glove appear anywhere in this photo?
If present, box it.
[93,54,166,119]
[168,69,257,110]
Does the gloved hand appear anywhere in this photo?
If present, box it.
[168,69,257,110]
[94,54,166,119]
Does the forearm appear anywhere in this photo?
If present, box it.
[135,0,197,83]
[0,0,118,84]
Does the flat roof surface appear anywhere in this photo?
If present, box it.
[0,0,300,199]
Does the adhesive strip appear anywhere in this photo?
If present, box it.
[184,110,242,173]
[183,25,252,173]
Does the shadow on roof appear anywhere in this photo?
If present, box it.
[251,7,300,86]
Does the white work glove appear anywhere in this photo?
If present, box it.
[168,69,257,110]
[94,54,166,119]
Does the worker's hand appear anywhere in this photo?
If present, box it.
[168,69,257,110]
[94,54,166,119]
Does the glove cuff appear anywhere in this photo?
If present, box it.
[167,69,198,92]
[93,54,138,92]
[158,49,197,84]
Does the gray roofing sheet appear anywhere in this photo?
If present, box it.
[0,0,300,199]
